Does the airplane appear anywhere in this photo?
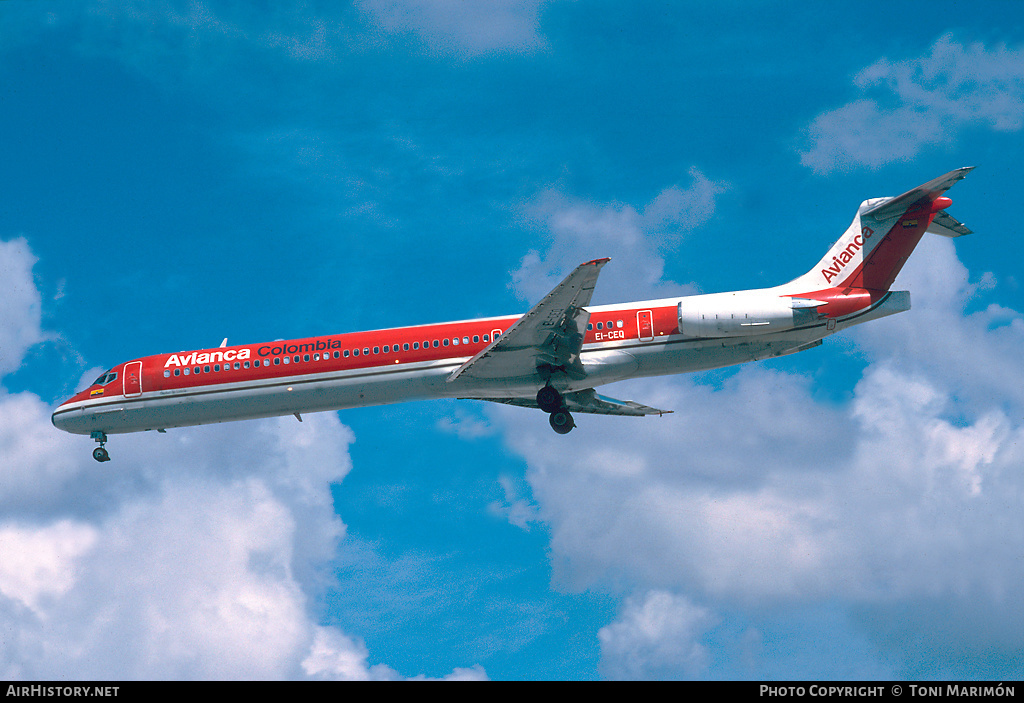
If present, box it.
[53,168,974,462]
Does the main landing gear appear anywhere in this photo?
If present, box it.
[537,385,575,435]
[91,431,110,463]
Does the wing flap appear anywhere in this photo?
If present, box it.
[467,388,672,417]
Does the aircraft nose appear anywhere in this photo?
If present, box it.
[51,397,78,433]
[52,404,67,430]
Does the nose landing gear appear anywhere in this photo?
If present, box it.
[536,385,575,435]
[91,431,111,462]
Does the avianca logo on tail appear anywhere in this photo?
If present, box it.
[164,348,252,368]
[822,226,874,283]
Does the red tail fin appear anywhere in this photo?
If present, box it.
[780,168,974,293]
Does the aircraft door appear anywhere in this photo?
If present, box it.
[637,310,654,342]
[124,361,142,397]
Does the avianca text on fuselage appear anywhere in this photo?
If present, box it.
[51,168,976,462]
[821,226,874,284]
[164,348,253,368]
[161,339,354,368]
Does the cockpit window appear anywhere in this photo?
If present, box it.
[92,371,118,386]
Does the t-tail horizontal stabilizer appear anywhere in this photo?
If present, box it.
[928,210,972,237]
[862,167,974,220]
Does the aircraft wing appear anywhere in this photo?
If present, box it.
[863,167,974,220]
[447,258,610,383]
[470,388,672,417]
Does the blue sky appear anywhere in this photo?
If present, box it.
[2,0,1024,680]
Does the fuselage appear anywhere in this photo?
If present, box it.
[50,285,904,437]
[54,167,975,447]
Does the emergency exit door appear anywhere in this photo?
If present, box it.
[123,361,142,397]
[637,310,654,342]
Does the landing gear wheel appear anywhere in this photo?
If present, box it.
[90,430,110,463]
[549,410,575,435]
[536,385,563,414]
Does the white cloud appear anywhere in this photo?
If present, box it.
[0,406,355,679]
[0,239,481,680]
[800,34,1024,173]
[491,222,1024,675]
[0,521,97,617]
[302,626,399,680]
[0,397,486,679]
[435,405,497,440]
[487,474,540,529]
[852,235,1024,412]
[356,0,549,57]
[301,627,489,680]
[512,168,727,305]
[598,590,714,680]
[0,238,45,378]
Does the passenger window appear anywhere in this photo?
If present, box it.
[373,347,380,354]
[164,370,170,378]
[444,339,450,347]
[363,348,369,356]
[588,323,593,330]
[433,340,439,348]
[383,345,389,353]
[473,335,479,343]
[174,369,180,377]
[352,349,359,357]
[404,343,410,351]
[274,358,281,365]
[184,368,190,375]
[313,353,319,361]
[413,342,419,350]
[244,361,250,369]
[617,320,623,328]
[483,335,489,342]
[463,337,469,345]
[284,356,291,363]
[193,367,200,374]
[303,354,310,362]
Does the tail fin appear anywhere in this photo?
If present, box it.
[782,168,974,293]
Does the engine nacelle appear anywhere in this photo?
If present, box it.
[677,292,818,338]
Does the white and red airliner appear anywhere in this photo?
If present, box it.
[54,169,974,462]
